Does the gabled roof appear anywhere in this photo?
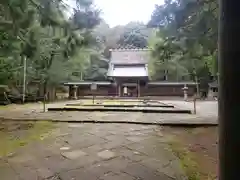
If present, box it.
[110,48,150,65]
[116,44,139,49]
[115,44,149,49]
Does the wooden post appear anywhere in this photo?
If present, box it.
[115,82,117,97]
[91,83,97,104]
[118,83,121,97]
[193,97,196,114]
[138,80,141,97]
[219,0,240,179]
[69,85,73,99]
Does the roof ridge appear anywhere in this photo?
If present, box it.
[112,44,150,51]
[109,48,150,51]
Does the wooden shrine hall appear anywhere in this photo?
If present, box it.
[64,48,197,98]
[107,48,149,97]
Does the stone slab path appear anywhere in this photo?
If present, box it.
[0,123,186,180]
[0,111,217,125]
[0,100,218,179]
[0,100,217,125]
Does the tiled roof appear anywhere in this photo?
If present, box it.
[110,48,150,64]
[115,44,149,49]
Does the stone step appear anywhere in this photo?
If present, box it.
[65,104,175,108]
[47,106,191,114]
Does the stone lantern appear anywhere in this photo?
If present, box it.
[182,84,188,101]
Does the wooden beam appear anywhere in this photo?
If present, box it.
[219,0,240,179]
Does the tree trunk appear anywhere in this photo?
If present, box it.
[43,79,49,101]
[48,86,56,101]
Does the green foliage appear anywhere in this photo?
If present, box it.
[1,0,219,97]
[94,21,154,54]
[0,0,101,93]
[0,121,54,157]
[84,51,109,80]
[148,0,218,84]
[117,22,150,48]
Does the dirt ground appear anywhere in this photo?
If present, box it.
[162,127,218,180]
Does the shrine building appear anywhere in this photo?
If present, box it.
[64,48,197,99]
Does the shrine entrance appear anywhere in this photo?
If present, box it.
[121,83,138,97]
[115,77,146,97]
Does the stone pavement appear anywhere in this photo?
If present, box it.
[0,111,217,125]
[0,123,186,180]
[0,100,218,179]
[0,100,218,125]
[162,100,218,118]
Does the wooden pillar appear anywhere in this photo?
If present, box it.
[77,86,80,97]
[138,80,140,97]
[219,0,240,179]
[114,83,117,97]
[118,83,121,97]
[69,85,73,99]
